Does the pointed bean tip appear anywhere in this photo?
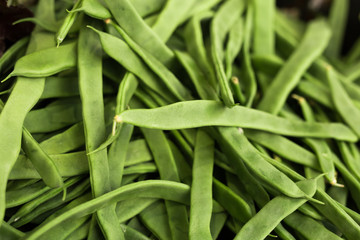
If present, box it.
[291,94,305,104]
[238,128,244,134]
[104,18,112,24]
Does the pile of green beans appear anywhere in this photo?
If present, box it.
[1,0,360,239]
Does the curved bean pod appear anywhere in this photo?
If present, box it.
[257,19,331,114]
[117,100,357,141]
[2,42,77,81]
[235,178,318,240]
[189,130,214,240]
[24,180,190,240]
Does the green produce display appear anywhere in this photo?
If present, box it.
[1,0,360,239]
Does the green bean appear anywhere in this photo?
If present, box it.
[152,0,195,41]
[213,178,252,224]
[298,203,324,221]
[8,177,81,225]
[103,0,174,66]
[0,221,25,240]
[87,214,105,240]
[312,188,360,239]
[168,141,193,185]
[78,23,123,240]
[10,151,88,179]
[123,162,157,175]
[332,155,360,210]
[210,212,227,239]
[0,76,45,222]
[293,95,337,184]
[109,124,133,189]
[241,3,257,107]
[25,180,189,239]
[117,100,357,141]
[22,127,64,188]
[338,142,360,181]
[65,219,90,240]
[142,128,189,240]
[56,0,83,47]
[326,0,349,59]
[6,181,50,208]
[108,73,138,186]
[253,0,275,55]
[125,139,152,166]
[257,19,331,114]
[245,129,319,169]
[0,36,28,74]
[111,22,192,102]
[189,130,214,240]
[210,0,245,107]
[2,42,77,82]
[225,17,244,79]
[327,66,360,137]
[122,224,152,240]
[11,178,90,228]
[235,178,318,240]
[39,122,84,154]
[284,212,342,240]
[219,127,321,201]
[175,50,218,100]
[184,11,217,89]
[139,201,172,240]
[24,98,83,133]
[89,26,176,103]
[116,198,157,223]
[6,179,38,191]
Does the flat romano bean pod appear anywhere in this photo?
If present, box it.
[184,11,217,89]
[89,26,176,103]
[25,180,190,239]
[103,0,174,66]
[11,178,90,228]
[257,19,331,114]
[210,0,245,107]
[189,130,214,240]
[253,0,275,55]
[6,181,50,208]
[235,178,318,240]
[327,66,360,137]
[0,221,25,240]
[111,22,192,102]
[213,178,252,224]
[151,0,195,42]
[241,4,257,107]
[175,50,218,100]
[24,98,83,133]
[284,212,342,240]
[245,129,319,169]
[21,127,64,188]
[142,128,189,240]
[39,122,85,154]
[2,42,77,82]
[139,201,172,240]
[116,100,357,141]
[8,176,81,225]
[116,198,157,223]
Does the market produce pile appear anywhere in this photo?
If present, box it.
[1,0,360,239]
